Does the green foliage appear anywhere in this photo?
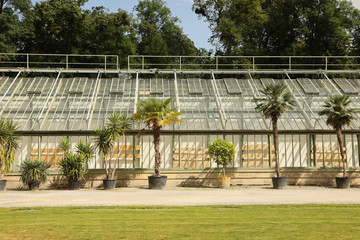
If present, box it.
[208,139,235,167]
[94,112,132,179]
[132,98,182,128]
[76,140,94,164]
[319,95,359,130]
[59,138,70,153]
[193,0,360,56]
[20,159,50,185]
[59,152,87,182]
[0,118,20,178]
[253,83,296,120]
[135,0,197,57]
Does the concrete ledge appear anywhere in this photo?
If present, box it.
[4,169,360,189]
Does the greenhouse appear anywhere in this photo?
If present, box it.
[1,54,360,186]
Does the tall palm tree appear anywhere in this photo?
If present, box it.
[133,98,182,177]
[253,83,295,178]
[319,95,359,177]
[95,112,132,180]
[0,119,20,180]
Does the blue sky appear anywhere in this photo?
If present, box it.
[83,0,213,51]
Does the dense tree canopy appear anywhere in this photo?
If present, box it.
[1,0,360,61]
[193,0,360,56]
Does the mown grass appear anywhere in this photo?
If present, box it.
[1,205,360,240]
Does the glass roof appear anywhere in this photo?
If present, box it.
[1,74,360,131]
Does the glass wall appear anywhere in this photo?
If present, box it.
[11,132,360,171]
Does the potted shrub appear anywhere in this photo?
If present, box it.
[58,139,93,190]
[208,139,235,188]
[253,83,295,189]
[20,159,50,190]
[0,119,20,191]
[95,112,132,190]
[133,98,182,189]
[319,95,359,189]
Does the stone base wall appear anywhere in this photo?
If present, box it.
[4,169,360,190]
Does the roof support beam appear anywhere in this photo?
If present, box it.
[321,71,342,95]
[86,71,101,129]
[284,71,315,129]
[247,72,270,129]
[134,71,139,113]
[211,72,227,129]
[0,70,22,106]
[173,71,181,114]
[37,71,61,126]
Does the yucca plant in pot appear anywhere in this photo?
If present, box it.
[0,118,20,191]
[20,160,50,190]
[319,95,359,189]
[95,112,132,190]
[253,83,295,189]
[208,139,235,189]
[58,139,92,190]
[133,98,182,189]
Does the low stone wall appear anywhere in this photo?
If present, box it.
[4,168,360,190]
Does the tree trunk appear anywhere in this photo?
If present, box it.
[152,121,161,177]
[222,166,226,177]
[336,127,346,177]
[272,116,280,178]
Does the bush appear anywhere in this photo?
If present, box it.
[208,139,235,176]
[59,152,87,182]
[20,160,50,186]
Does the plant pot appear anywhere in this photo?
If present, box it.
[217,176,231,189]
[0,180,6,191]
[103,179,116,190]
[148,175,167,189]
[272,177,287,189]
[335,177,351,189]
[28,180,40,190]
[68,179,81,190]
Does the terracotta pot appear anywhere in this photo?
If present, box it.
[217,176,231,189]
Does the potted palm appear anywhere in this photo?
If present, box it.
[0,118,20,191]
[319,95,359,189]
[95,112,132,190]
[253,83,295,189]
[58,139,93,190]
[133,98,182,189]
[20,159,50,190]
[208,139,235,188]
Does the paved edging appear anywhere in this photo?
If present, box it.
[0,186,359,207]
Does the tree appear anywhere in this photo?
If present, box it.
[319,95,359,177]
[83,7,137,67]
[253,83,295,178]
[0,118,20,180]
[95,112,132,180]
[208,139,235,177]
[132,98,182,177]
[135,0,197,56]
[193,0,359,56]
[24,0,89,54]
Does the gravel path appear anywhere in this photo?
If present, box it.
[0,186,359,207]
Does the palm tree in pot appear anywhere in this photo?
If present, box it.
[0,119,20,191]
[253,83,295,189]
[58,139,93,190]
[95,112,132,190]
[20,159,50,190]
[208,139,235,188]
[319,95,359,189]
[133,98,182,189]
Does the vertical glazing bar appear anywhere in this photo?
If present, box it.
[134,72,139,114]
[133,135,136,169]
[173,72,181,114]
[38,136,41,161]
[142,56,144,70]
[66,55,68,70]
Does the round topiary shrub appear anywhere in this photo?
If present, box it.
[208,139,235,177]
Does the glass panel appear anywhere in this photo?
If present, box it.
[223,78,242,94]
[333,78,358,94]
[296,78,320,94]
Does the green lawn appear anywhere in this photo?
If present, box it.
[0,205,360,240]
